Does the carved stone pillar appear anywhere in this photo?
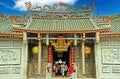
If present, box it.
[38,33,42,74]
[94,33,100,79]
[23,32,27,44]
[96,31,100,44]
[82,33,86,79]
[23,31,28,78]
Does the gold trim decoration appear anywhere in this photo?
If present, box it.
[50,35,72,52]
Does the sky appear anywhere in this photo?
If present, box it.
[0,0,120,16]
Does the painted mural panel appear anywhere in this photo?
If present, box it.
[101,48,120,64]
[0,48,21,65]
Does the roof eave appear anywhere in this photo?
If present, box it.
[0,32,23,38]
[100,32,120,38]
[13,27,109,34]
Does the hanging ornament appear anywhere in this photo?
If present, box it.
[35,53,38,58]
[74,34,77,46]
[32,46,38,55]
[46,34,49,46]
[84,46,91,58]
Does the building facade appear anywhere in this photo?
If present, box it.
[0,2,120,79]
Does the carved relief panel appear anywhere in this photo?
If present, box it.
[112,66,120,73]
[101,39,109,46]
[13,40,22,47]
[102,66,111,73]
[110,38,120,46]
[101,48,120,64]
[0,67,11,74]
[0,48,21,65]
[12,67,21,74]
[0,40,12,47]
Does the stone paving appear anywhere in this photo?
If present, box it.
[28,76,95,79]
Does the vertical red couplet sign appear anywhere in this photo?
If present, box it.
[69,45,74,66]
[48,46,52,63]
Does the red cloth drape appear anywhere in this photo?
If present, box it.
[68,65,74,75]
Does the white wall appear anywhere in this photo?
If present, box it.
[0,38,27,79]
[98,37,120,79]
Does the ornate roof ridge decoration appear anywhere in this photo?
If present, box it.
[0,16,23,38]
[0,14,4,18]
[11,15,30,25]
[112,14,120,19]
[92,16,113,25]
[25,1,95,19]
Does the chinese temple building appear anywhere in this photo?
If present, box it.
[0,2,120,79]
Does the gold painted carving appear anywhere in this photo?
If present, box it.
[50,35,72,52]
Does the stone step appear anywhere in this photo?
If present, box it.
[28,77,96,79]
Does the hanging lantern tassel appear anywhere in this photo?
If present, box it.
[74,34,77,46]
[46,34,49,46]
[23,32,27,44]
[96,32,100,44]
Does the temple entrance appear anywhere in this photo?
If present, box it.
[52,47,70,77]
[52,51,70,66]
[27,39,39,76]
[84,38,96,78]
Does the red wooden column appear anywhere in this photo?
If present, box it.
[48,46,53,63]
[69,45,74,66]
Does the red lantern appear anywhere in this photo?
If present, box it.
[84,46,91,58]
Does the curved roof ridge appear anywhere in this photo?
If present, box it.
[89,16,98,28]
[25,16,33,29]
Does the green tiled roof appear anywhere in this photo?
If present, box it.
[110,17,120,33]
[27,18,97,31]
[0,17,13,33]
[0,17,22,37]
